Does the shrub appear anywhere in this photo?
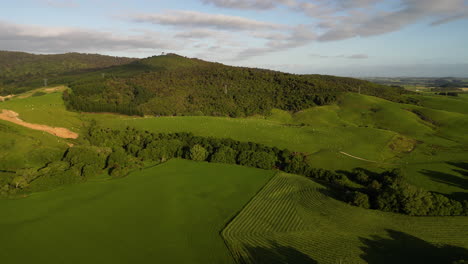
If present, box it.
[348,191,370,209]
[189,144,208,161]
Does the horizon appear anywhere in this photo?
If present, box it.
[1,0,468,77]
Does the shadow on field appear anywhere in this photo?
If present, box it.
[360,229,468,264]
[447,162,468,171]
[420,169,468,190]
[447,162,468,177]
[243,241,317,264]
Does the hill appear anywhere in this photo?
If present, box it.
[63,53,411,117]
[0,51,137,95]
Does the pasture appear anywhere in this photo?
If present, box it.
[89,93,468,196]
[0,159,273,264]
[0,87,82,132]
[2,89,466,205]
[0,120,68,171]
[222,173,468,264]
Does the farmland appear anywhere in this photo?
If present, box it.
[90,92,468,197]
[0,159,273,264]
[0,63,466,263]
[223,173,468,264]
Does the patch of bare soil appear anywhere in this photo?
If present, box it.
[0,95,14,102]
[0,109,78,139]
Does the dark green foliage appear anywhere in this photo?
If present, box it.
[0,51,137,95]
[2,124,464,216]
[238,151,277,170]
[437,92,459,96]
[210,146,237,164]
[348,191,371,209]
[345,168,467,216]
[58,54,409,117]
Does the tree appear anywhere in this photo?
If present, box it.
[349,191,370,209]
[190,144,208,161]
[238,151,277,170]
[210,146,237,164]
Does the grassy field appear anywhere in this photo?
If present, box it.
[0,159,273,264]
[0,89,77,170]
[88,93,467,197]
[0,120,68,171]
[222,173,468,264]
[406,93,468,115]
[1,89,466,197]
[0,87,82,132]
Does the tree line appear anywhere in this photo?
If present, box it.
[2,125,465,216]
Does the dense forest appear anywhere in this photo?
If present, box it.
[64,54,412,116]
[0,52,413,116]
[2,125,466,216]
[0,51,137,95]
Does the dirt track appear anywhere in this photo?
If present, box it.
[0,95,14,102]
[0,109,78,139]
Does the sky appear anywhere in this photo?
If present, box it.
[1,0,468,77]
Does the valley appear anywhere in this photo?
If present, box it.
[0,52,466,264]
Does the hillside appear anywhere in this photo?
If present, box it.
[63,54,411,116]
[0,51,137,95]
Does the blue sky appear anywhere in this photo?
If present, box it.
[1,0,468,77]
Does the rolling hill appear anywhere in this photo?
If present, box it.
[0,51,137,95]
[64,54,412,117]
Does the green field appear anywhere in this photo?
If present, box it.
[406,93,468,115]
[223,173,468,264]
[0,120,68,171]
[2,89,466,196]
[0,159,273,264]
[88,93,468,196]
[1,88,467,263]
[0,88,82,132]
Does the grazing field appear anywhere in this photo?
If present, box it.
[222,173,468,264]
[2,89,466,200]
[0,87,82,132]
[0,159,273,264]
[0,120,68,171]
[90,93,468,197]
[405,93,468,115]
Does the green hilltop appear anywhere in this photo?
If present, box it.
[0,51,137,95]
[0,51,412,117]
[64,53,411,116]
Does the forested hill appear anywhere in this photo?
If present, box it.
[64,54,411,117]
[0,51,137,94]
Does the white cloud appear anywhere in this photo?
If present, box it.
[310,53,369,59]
[201,0,296,10]
[127,10,285,31]
[0,21,179,54]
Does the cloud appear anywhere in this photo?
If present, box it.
[0,21,178,54]
[235,24,315,59]
[201,0,295,10]
[174,29,220,39]
[128,10,285,31]
[316,0,468,41]
[200,0,468,42]
[348,54,369,59]
[310,53,369,59]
